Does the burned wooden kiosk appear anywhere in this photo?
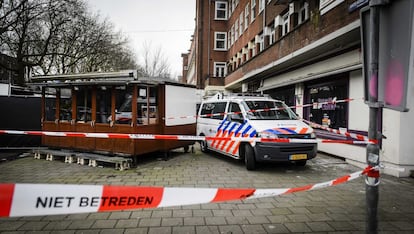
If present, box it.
[31,70,197,166]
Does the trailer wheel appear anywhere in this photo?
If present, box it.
[184,145,190,153]
[244,144,256,171]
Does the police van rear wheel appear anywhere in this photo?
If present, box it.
[245,144,256,171]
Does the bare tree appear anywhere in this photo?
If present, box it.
[0,0,29,35]
[36,5,138,75]
[35,0,87,74]
[75,19,137,73]
[1,0,138,85]
[139,41,171,78]
[1,0,76,84]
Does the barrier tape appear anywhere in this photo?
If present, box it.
[0,130,376,145]
[164,98,357,120]
[0,97,372,144]
[302,119,370,142]
[0,166,374,218]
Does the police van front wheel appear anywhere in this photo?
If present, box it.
[199,140,209,153]
[244,144,256,171]
[295,160,307,166]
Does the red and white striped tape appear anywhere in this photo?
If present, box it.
[0,130,376,145]
[289,98,356,110]
[302,119,370,142]
[163,98,357,120]
[0,167,374,218]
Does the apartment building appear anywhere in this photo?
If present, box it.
[182,0,414,177]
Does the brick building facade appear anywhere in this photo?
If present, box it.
[182,0,414,177]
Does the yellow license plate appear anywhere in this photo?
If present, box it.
[290,154,307,160]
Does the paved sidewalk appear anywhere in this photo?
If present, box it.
[0,147,414,233]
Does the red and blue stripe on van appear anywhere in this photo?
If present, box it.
[210,121,312,156]
[211,120,257,156]
[262,127,310,135]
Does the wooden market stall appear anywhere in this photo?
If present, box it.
[31,70,198,161]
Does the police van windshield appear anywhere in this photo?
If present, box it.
[242,101,297,120]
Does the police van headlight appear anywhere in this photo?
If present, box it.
[257,131,278,139]
[310,132,316,139]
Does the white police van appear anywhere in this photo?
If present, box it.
[196,93,317,170]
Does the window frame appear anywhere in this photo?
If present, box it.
[258,34,264,52]
[245,3,250,29]
[214,32,227,51]
[259,0,265,13]
[228,29,232,49]
[251,0,256,22]
[320,0,345,15]
[239,14,244,36]
[214,62,227,78]
[282,12,290,36]
[298,1,309,24]
[235,19,239,39]
[215,1,228,20]
[270,27,276,45]
[231,25,235,45]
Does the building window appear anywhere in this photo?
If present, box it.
[282,12,289,36]
[250,40,256,57]
[306,76,349,129]
[235,19,239,39]
[258,34,264,52]
[244,46,249,61]
[214,32,227,50]
[245,3,250,29]
[251,0,256,22]
[259,0,265,13]
[231,25,235,45]
[270,27,276,44]
[319,0,345,15]
[228,30,232,49]
[215,1,228,20]
[239,14,244,36]
[214,62,227,78]
[264,85,296,112]
[299,1,309,24]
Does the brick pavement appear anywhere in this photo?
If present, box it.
[0,146,414,233]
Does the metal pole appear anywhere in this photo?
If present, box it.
[366,1,383,233]
[8,61,12,97]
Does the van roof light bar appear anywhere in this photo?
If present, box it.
[226,93,269,98]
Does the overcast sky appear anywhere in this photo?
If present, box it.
[87,0,196,78]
